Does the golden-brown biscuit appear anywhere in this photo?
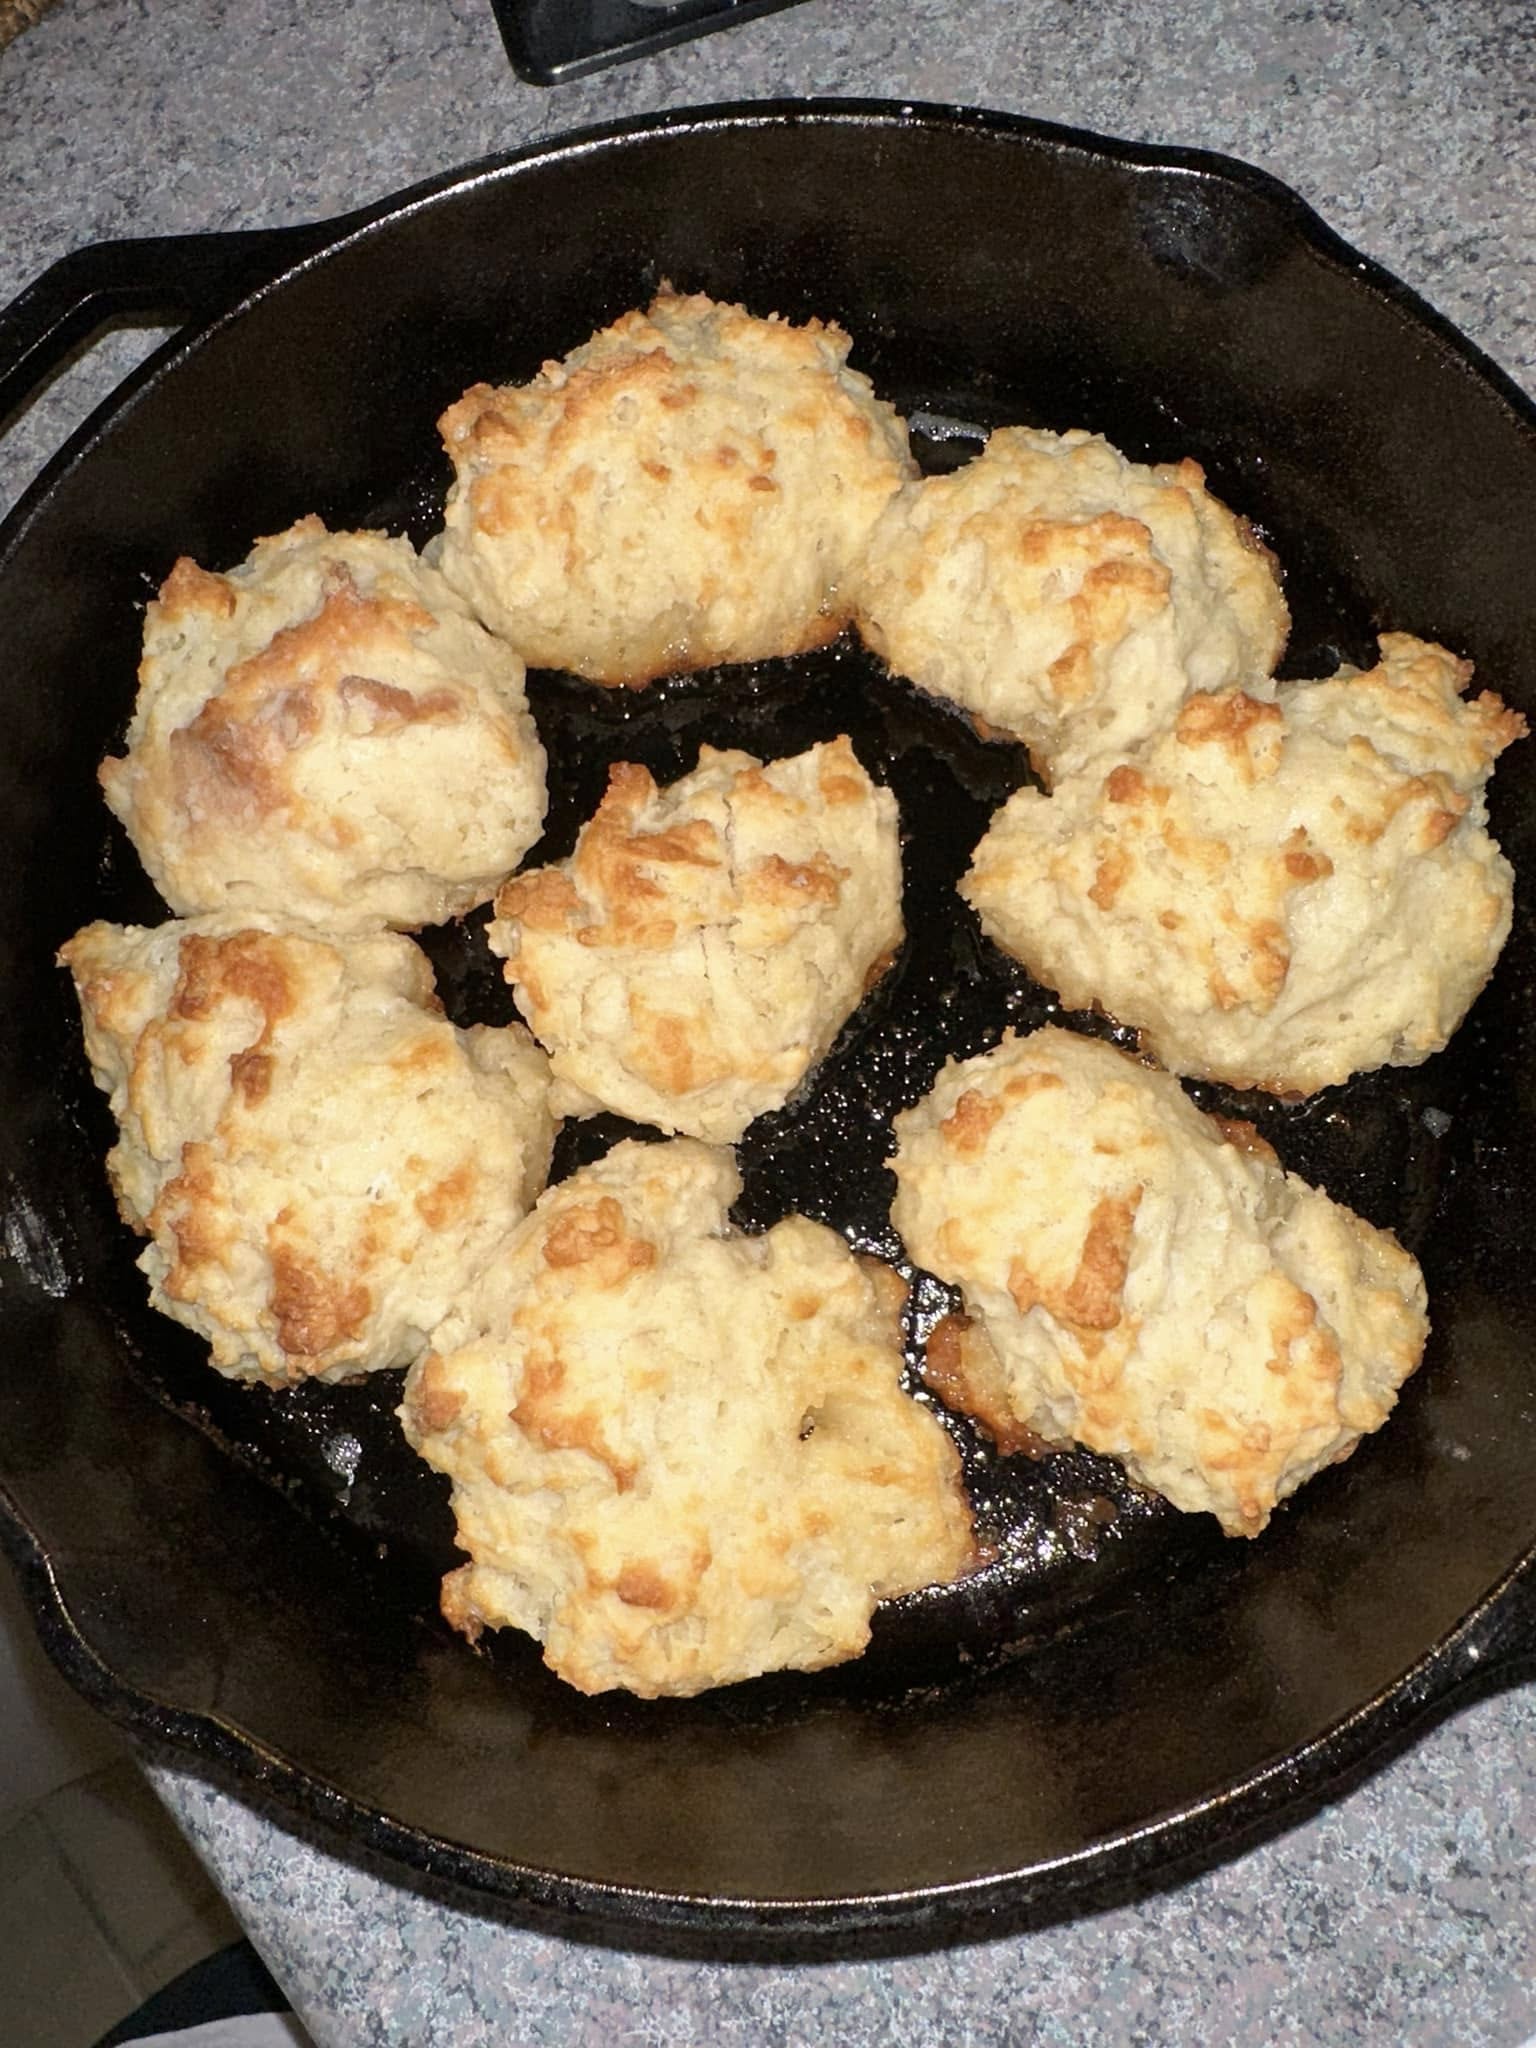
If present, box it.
[851,426,1288,779]
[487,737,903,1142]
[891,1027,1428,1537]
[435,288,915,684]
[99,518,547,930]
[60,914,557,1384]
[400,1137,975,1697]
[962,634,1525,1094]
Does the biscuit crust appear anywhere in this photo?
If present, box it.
[99,518,547,930]
[963,634,1525,1093]
[851,426,1288,780]
[487,737,904,1142]
[60,915,557,1384]
[891,1028,1428,1536]
[400,1138,975,1696]
[436,288,915,684]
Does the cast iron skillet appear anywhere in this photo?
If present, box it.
[2,103,1535,1953]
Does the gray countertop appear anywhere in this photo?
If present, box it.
[3,2,1534,2042]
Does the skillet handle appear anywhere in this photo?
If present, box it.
[0,224,338,427]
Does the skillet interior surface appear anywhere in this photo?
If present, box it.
[1,105,1534,1939]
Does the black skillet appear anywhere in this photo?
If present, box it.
[2,103,1535,1953]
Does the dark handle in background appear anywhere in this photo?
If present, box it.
[0,221,342,434]
[491,0,812,86]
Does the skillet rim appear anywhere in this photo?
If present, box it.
[3,1493,1531,1944]
[2,97,1535,1945]
[5,96,1536,571]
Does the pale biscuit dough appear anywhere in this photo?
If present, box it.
[59,914,557,1385]
[400,1137,975,1696]
[963,634,1525,1094]
[435,288,915,684]
[851,426,1289,779]
[487,737,903,1142]
[892,1028,1429,1537]
[99,518,547,930]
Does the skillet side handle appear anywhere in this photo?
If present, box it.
[0,224,337,428]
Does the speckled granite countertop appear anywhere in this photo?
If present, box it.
[3,3,1534,2043]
